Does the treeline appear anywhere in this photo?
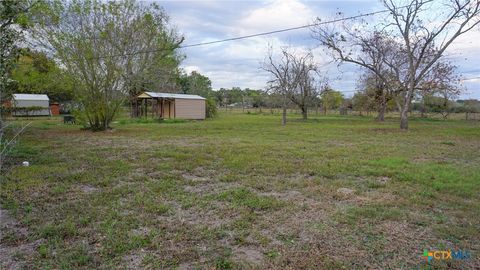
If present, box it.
[2,0,480,132]
[6,46,479,121]
[207,87,480,119]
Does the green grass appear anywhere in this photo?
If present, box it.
[1,112,479,269]
[216,188,284,210]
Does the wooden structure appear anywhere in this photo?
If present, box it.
[50,103,60,115]
[135,92,206,120]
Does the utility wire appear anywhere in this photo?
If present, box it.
[62,6,404,60]
[179,8,396,49]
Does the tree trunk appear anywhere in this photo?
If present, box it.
[420,98,426,118]
[400,93,412,130]
[301,106,307,120]
[282,92,287,126]
[242,95,245,113]
[376,88,386,122]
[400,107,408,130]
[377,101,385,122]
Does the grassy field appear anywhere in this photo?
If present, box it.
[1,112,479,269]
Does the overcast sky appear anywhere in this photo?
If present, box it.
[160,0,480,99]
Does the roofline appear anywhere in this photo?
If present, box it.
[137,91,206,100]
[12,93,50,100]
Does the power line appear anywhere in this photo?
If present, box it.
[179,8,395,49]
[64,6,402,60]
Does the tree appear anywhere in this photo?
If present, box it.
[320,89,344,114]
[8,49,74,102]
[212,88,227,107]
[461,99,480,120]
[1,0,35,105]
[313,0,480,130]
[384,0,479,129]
[417,61,462,119]
[312,25,400,122]
[358,69,396,121]
[290,54,326,120]
[178,71,212,98]
[262,47,323,124]
[1,0,37,172]
[352,91,374,116]
[33,0,183,130]
[205,98,217,118]
[245,89,267,108]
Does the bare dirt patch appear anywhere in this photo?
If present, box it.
[0,207,45,270]
[232,245,264,266]
[182,173,208,182]
[162,201,234,229]
[336,187,355,195]
[377,176,391,184]
[131,227,151,237]
[79,184,99,194]
[123,249,148,270]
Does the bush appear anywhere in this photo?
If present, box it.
[71,109,88,129]
[7,106,47,116]
[206,98,217,118]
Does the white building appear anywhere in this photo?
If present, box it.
[12,94,51,116]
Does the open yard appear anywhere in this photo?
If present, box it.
[1,113,479,269]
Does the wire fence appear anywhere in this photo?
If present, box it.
[220,107,480,121]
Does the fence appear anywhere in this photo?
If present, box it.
[218,107,480,121]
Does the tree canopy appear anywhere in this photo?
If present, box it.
[32,0,184,130]
[8,49,73,102]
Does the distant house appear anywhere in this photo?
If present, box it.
[12,94,51,116]
[136,92,206,120]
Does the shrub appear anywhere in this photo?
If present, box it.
[206,98,217,118]
[71,109,88,129]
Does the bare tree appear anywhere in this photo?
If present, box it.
[383,0,479,129]
[313,0,480,130]
[262,47,295,125]
[290,53,327,120]
[312,26,403,122]
[262,47,324,124]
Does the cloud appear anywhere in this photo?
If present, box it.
[162,0,480,99]
[236,0,314,34]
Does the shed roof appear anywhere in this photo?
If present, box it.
[13,94,49,101]
[138,92,205,100]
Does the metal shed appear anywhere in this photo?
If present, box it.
[12,94,51,116]
[136,92,206,120]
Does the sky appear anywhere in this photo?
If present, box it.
[159,0,480,99]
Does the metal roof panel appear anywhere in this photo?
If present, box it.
[142,92,206,100]
[12,94,50,101]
